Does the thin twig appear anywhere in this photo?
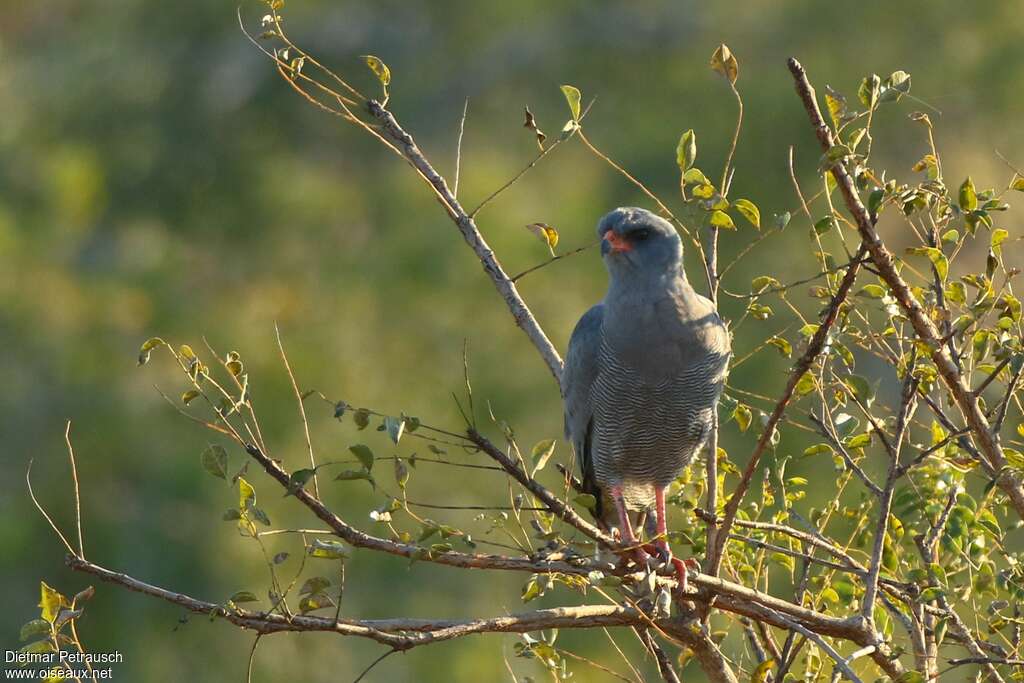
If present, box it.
[276,323,320,498]
[706,243,866,576]
[453,98,469,199]
[64,421,85,559]
[26,460,75,556]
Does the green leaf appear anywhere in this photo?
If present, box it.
[361,55,391,86]
[709,43,738,84]
[812,216,836,235]
[181,389,201,405]
[531,439,556,475]
[959,177,978,212]
[880,70,911,102]
[20,640,55,656]
[1011,176,1024,192]
[857,74,881,108]
[286,468,317,496]
[709,210,735,230]
[858,284,886,299]
[560,85,581,121]
[844,374,875,405]
[201,445,229,480]
[384,416,405,444]
[300,577,331,595]
[349,444,375,471]
[905,246,948,281]
[895,672,925,683]
[992,228,1009,256]
[573,493,597,510]
[334,469,375,487]
[803,443,833,457]
[676,129,697,171]
[229,591,259,604]
[20,618,50,642]
[732,198,760,229]
[682,167,710,185]
[308,538,349,560]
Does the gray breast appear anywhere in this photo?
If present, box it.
[590,337,726,501]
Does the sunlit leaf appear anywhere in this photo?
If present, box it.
[709,210,735,230]
[732,403,752,432]
[560,84,581,121]
[733,198,760,229]
[384,416,405,444]
[361,55,391,86]
[531,439,556,476]
[525,223,559,254]
[39,582,64,623]
[676,129,697,171]
[308,538,349,560]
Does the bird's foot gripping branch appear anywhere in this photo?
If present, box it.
[23,5,1024,681]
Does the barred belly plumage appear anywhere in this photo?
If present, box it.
[590,339,723,505]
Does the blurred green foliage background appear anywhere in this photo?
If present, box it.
[3,1,1024,680]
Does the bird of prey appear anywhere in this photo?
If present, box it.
[562,207,730,582]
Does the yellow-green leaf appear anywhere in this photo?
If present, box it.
[1011,176,1024,192]
[959,177,978,212]
[560,84,581,121]
[709,210,735,230]
[732,403,752,432]
[733,198,760,229]
[39,582,64,623]
[361,55,391,86]
[531,439,556,476]
[525,222,559,254]
[238,477,256,510]
[181,390,201,405]
[676,129,697,171]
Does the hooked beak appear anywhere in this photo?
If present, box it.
[602,229,632,254]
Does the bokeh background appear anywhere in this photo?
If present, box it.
[3,1,1024,680]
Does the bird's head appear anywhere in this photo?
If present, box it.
[597,207,682,280]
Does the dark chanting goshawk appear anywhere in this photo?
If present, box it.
[562,207,731,580]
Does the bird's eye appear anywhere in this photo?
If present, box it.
[633,229,651,241]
